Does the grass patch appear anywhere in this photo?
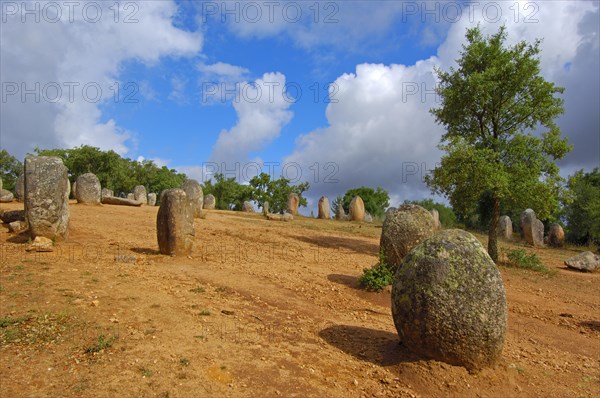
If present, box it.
[140,367,154,377]
[84,334,117,354]
[189,287,205,294]
[359,249,394,291]
[179,358,190,366]
[0,312,70,346]
[199,310,211,316]
[501,249,556,275]
[0,314,32,328]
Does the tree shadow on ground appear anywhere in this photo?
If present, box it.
[293,235,379,256]
[319,324,423,366]
[131,247,161,255]
[327,273,361,290]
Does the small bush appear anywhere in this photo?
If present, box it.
[503,249,555,275]
[359,250,394,291]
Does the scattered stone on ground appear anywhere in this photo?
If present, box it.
[101,196,143,207]
[564,251,600,272]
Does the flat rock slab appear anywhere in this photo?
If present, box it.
[101,196,143,207]
[0,210,25,224]
[564,251,600,272]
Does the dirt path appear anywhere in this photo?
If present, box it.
[1,202,598,397]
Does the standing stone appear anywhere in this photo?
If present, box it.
[335,204,346,220]
[520,209,535,238]
[318,196,331,219]
[75,173,101,204]
[181,179,203,217]
[548,223,565,248]
[204,194,216,210]
[24,156,69,241]
[71,181,77,199]
[430,209,441,229]
[134,185,148,205]
[0,189,14,202]
[15,174,24,202]
[156,189,194,256]
[364,213,373,223]
[242,201,255,212]
[147,193,157,206]
[392,229,508,372]
[127,193,135,201]
[497,216,513,240]
[0,177,2,191]
[385,207,397,218]
[521,209,544,246]
[101,188,113,199]
[262,201,269,216]
[380,204,435,272]
[287,193,300,215]
[348,196,365,221]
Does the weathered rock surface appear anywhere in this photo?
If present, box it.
[335,204,346,220]
[430,209,441,229]
[318,196,330,219]
[147,193,157,206]
[262,201,269,216]
[242,201,255,212]
[564,251,600,272]
[15,174,24,202]
[0,189,14,202]
[521,209,544,246]
[75,173,101,205]
[348,196,365,221]
[156,189,195,256]
[133,185,148,205]
[497,216,513,240]
[203,194,216,210]
[24,156,70,240]
[287,193,300,215]
[392,229,508,372]
[101,196,143,207]
[101,188,113,199]
[181,179,203,217]
[8,221,27,234]
[380,204,435,271]
[0,210,25,224]
[548,223,565,248]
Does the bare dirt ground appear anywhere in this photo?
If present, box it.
[0,201,598,397]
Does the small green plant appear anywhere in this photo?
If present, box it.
[359,249,394,291]
[189,287,205,293]
[179,358,190,366]
[140,367,153,377]
[84,334,117,354]
[503,249,555,275]
[199,310,211,316]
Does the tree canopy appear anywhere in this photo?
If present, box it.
[0,149,23,192]
[342,187,390,219]
[562,168,600,247]
[248,172,309,214]
[426,25,571,262]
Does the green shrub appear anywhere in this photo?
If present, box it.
[84,334,117,354]
[359,250,394,291]
[503,249,555,275]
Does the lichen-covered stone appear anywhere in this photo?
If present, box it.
[203,194,216,210]
[548,223,565,248]
[521,210,544,246]
[156,189,194,255]
[430,209,441,229]
[391,229,508,372]
[287,193,299,215]
[335,204,346,220]
[348,196,365,221]
[181,179,203,217]
[0,189,14,202]
[134,185,148,205]
[147,193,157,206]
[318,196,330,219]
[380,204,435,271]
[75,173,101,204]
[24,156,69,240]
[101,188,113,199]
[101,196,142,206]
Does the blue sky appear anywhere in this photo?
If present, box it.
[2,1,599,210]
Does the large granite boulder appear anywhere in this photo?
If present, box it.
[564,252,600,272]
[24,156,70,240]
[0,189,14,202]
[156,189,195,256]
[521,209,544,246]
[147,193,157,206]
[101,196,143,207]
[392,229,508,372]
[101,188,113,200]
[75,173,101,204]
[380,204,435,271]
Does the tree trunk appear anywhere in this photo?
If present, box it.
[487,196,500,263]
